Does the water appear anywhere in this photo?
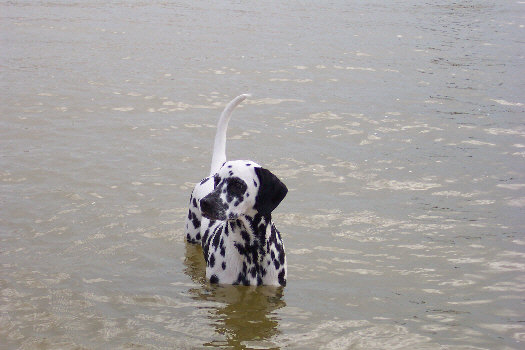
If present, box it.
[1,0,524,349]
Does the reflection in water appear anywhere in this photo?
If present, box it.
[184,242,286,349]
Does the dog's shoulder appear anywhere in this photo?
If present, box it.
[202,220,239,284]
[258,223,287,286]
[201,218,222,263]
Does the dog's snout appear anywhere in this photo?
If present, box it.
[200,197,212,214]
[200,194,228,221]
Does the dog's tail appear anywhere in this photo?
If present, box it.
[210,93,250,175]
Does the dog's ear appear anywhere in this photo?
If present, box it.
[254,167,288,216]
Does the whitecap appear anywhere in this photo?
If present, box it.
[488,261,525,272]
[461,140,496,146]
[366,179,442,191]
[112,107,134,112]
[432,190,475,198]
[82,278,111,284]
[491,99,523,106]
[508,197,525,207]
[496,183,525,190]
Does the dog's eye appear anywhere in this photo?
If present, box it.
[227,179,247,196]
[214,175,221,188]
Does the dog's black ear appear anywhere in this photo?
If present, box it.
[254,167,288,216]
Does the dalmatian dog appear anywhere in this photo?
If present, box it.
[185,94,288,286]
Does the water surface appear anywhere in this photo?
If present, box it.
[1,1,524,349]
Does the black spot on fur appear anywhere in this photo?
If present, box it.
[212,227,221,248]
[200,177,209,185]
[241,230,250,243]
[222,261,226,270]
[274,259,280,270]
[270,224,278,242]
[227,177,247,198]
[190,211,200,229]
[209,253,215,268]
[213,174,221,188]
[234,262,250,286]
[234,243,247,260]
[202,235,211,262]
[278,270,286,286]
[210,274,219,284]
[250,267,257,278]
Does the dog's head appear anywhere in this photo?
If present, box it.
[200,160,288,221]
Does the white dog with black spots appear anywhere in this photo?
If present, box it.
[185,94,288,286]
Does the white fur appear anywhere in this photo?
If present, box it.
[210,94,250,176]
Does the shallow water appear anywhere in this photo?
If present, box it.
[1,0,524,349]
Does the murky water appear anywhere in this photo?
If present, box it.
[2,0,524,349]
